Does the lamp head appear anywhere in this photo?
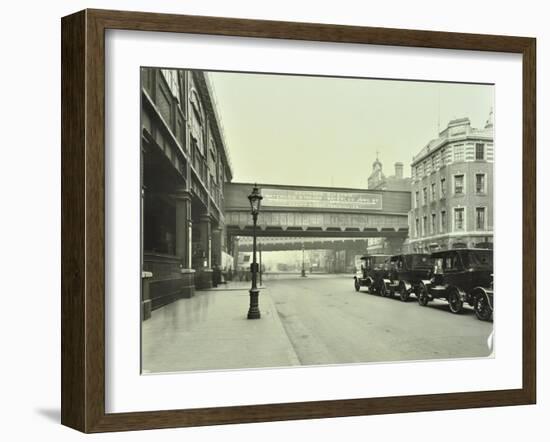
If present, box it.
[248,184,263,215]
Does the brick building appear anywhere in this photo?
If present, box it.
[367,156,411,254]
[140,68,232,318]
[406,112,494,252]
[368,156,411,192]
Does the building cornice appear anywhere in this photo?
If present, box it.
[412,132,493,166]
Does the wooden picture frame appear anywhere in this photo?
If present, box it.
[61,8,536,433]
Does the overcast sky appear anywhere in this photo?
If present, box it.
[208,71,493,189]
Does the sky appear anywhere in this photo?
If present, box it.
[208,71,494,189]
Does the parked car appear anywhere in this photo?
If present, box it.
[353,254,391,294]
[381,254,434,301]
[417,248,493,321]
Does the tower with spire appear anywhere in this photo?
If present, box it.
[368,152,411,191]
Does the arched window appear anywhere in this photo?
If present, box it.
[160,69,180,101]
[189,89,204,155]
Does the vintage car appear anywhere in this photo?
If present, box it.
[381,254,435,301]
[353,254,391,294]
[417,248,493,321]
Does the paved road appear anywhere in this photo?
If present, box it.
[265,274,493,366]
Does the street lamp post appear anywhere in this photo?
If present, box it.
[259,242,263,286]
[247,184,263,320]
[301,243,306,277]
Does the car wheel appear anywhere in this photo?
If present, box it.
[417,284,429,306]
[474,294,493,321]
[448,290,464,314]
[354,279,360,292]
[399,283,409,302]
[379,283,387,297]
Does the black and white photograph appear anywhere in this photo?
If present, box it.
[140,68,494,374]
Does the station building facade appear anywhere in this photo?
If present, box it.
[140,68,232,318]
[367,157,412,254]
[406,113,494,253]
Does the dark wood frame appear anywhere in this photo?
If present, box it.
[61,8,536,433]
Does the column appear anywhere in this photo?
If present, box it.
[211,226,222,268]
[174,188,192,268]
[232,236,240,270]
[198,213,212,268]
[194,212,213,289]
[174,188,195,297]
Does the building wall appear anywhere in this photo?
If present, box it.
[140,68,233,315]
[407,117,493,252]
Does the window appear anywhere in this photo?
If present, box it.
[415,218,420,237]
[415,191,419,208]
[190,91,204,155]
[431,182,436,201]
[454,208,465,231]
[160,69,180,99]
[423,187,428,204]
[454,175,464,194]
[475,143,485,160]
[440,178,446,198]
[423,215,427,235]
[454,145,465,162]
[431,155,436,171]
[431,213,436,234]
[475,174,486,194]
[441,210,447,231]
[476,207,486,230]
[445,253,460,270]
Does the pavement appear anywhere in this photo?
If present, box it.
[141,279,299,373]
[142,274,493,374]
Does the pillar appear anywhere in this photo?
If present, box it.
[195,213,213,289]
[232,236,240,270]
[211,226,222,268]
[198,213,212,268]
[174,189,192,268]
[174,188,195,297]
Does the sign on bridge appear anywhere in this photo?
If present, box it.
[262,188,382,211]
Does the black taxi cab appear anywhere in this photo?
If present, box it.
[417,248,493,321]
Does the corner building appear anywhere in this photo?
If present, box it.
[407,113,493,252]
[140,68,232,318]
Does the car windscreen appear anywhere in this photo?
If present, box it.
[465,250,493,269]
[410,255,433,268]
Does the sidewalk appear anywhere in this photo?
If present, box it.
[205,280,267,291]
[141,285,299,373]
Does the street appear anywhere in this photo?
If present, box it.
[267,274,493,365]
[142,274,493,373]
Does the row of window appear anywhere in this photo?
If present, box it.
[413,143,487,179]
[415,207,487,237]
[414,173,487,207]
[159,70,226,192]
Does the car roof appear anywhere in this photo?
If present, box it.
[431,248,492,257]
[390,253,431,259]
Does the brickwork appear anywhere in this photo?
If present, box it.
[407,116,494,252]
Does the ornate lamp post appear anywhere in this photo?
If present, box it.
[301,242,306,277]
[247,184,263,319]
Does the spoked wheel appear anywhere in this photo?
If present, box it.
[354,279,361,292]
[474,294,493,321]
[417,284,429,306]
[399,283,410,302]
[448,290,464,314]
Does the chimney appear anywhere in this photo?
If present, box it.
[395,162,403,179]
